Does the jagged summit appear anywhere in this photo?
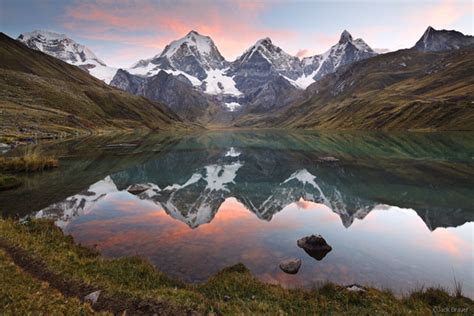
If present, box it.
[114,29,242,104]
[425,26,435,33]
[160,30,226,65]
[187,30,200,36]
[339,30,353,43]
[413,26,474,52]
[256,37,272,45]
[237,37,277,61]
[235,37,299,70]
[128,30,229,81]
[293,30,377,88]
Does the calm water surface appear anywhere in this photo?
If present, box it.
[1,131,473,297]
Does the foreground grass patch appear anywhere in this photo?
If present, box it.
[0,219,472,315]
[0,249,100,315]
[0,147,58,172]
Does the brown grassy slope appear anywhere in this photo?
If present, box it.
[235,48,474,130]
[0,33,188,135]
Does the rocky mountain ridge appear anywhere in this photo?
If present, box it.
[413,26,474,52]
[15,27,474,128]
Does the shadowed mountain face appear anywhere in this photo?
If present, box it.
[413,27,474,52]
[27,131,474,231]
[235,45,474,130]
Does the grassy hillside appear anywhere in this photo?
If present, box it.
[0,33,189,138]
[235,47,474,131]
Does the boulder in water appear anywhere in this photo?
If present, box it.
[127,183,151,195]
[297,234,332,260]
[279,258,302,274]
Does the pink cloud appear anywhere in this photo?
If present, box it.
[295,49,309,58]
[399,0,472,47]
[409,0,471,28]
[61,0,295,64]
[59,0,472,67]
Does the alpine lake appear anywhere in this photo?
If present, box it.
[1,130,473,298]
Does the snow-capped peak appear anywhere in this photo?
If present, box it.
[19,29,69,42]
[239,37,291,63]
[162,30,214,58]
[256,37,272,46]
[124,30,230,82]
[293,29,377,87]
[124,31,242,96]
[18,29,105,66]
[234,37,302,81]
[157,30,228,71]
[17,30,118,83]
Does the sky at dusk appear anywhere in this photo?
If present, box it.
[1,0,472,67]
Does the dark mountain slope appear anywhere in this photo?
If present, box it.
[0,33,188,137]
[111,69,221,124]
[413,26,474,52]
[235,47,474,131]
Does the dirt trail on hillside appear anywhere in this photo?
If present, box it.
[0,239,198,315]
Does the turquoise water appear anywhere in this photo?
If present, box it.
[1,131,473,296]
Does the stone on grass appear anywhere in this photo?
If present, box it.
[84,290,101,305]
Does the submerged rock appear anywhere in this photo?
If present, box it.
[279,258,302,274]
[84,290,101,305]
[297,234,332,261]
[127,183,151,195]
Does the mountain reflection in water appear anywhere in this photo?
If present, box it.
[2,130,472,297]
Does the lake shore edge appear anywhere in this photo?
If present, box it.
[1,218,472,314]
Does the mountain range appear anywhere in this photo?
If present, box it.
[6,26,474,132]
